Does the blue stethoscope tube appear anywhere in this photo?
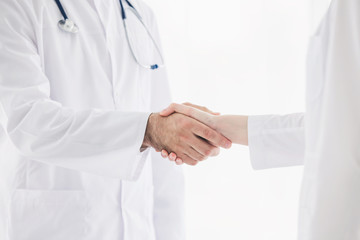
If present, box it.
[54,0,164,70]
[54,0,68,20]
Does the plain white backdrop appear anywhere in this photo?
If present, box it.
[145,0,331,239]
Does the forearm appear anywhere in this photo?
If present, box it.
[214,115,249,146]
[4,99,151,179]
[142,113,167,151]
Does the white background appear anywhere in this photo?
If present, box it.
[146,0,330,239]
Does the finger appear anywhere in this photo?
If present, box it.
[185,146,207,161]
[192,122,232,149]
[162,103,215,128]
[175,158,184,165]
[160,103,195,117]
[161,150,169,158]
[183,102,220,115]
[179,154,198,166]
[159,103,179,117]
[169,152,177,161]
[190,136,220,157]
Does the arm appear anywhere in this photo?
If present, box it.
[0,1,151,180]
[160,104,305,169]
[0,1,230,180]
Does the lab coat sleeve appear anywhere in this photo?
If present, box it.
[0,0,150,180]
[248,113,305,169]
[299,0,360,238]
[145,6,185,240]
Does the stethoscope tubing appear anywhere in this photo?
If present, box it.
[54,0,164,70]
[54,0,68,20]
[122,8,165,70]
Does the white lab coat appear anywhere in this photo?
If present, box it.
[248,0,360,239]
[0,0,184,240]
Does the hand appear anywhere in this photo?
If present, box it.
[159,103,248,164]
[159,103,219,164]
[142,112,232,166]
[158,103,219,164]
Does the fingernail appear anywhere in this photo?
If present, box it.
[176,159,183,165]
[169,153,176,161]
[225,141,232,149]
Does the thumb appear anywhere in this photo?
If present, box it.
[159,104,176,116]
[182,102,220,115]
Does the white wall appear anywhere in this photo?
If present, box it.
[145,0,330,239]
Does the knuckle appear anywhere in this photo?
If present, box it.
[179,135,188,142]
[204,148,212,156]
[203,128,210,137]
[203,129,213,139]
[178,116,188,126]
[183,120,192,129]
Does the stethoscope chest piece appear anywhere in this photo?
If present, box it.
[58,19,79,34]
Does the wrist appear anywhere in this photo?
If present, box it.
[232,115,248,146]
[240,116,249,146]
[142,113,160,149]
[215,115,248,146]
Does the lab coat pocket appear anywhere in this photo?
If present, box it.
[306,36,325,103]
[9,190,89,240]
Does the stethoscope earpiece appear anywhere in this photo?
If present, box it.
[58,19,79,34]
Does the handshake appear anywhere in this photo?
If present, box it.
[142,103,249,166]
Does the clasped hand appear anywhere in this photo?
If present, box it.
[157,103,249,165]
[142,103,232,166]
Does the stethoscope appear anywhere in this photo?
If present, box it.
[54,0,164,70]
